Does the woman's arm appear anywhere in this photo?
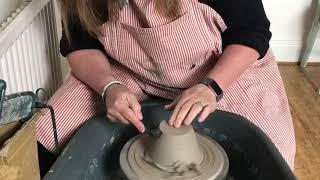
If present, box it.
[207,45,259,90]
[207,0,272,59]
[204,0,272,89]
[60,16,113,92]
[66,49,144,133]
[66,49,115,93]
[168,0,272,127]
[59,18,145,133]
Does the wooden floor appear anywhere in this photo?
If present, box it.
[279,64,320,180]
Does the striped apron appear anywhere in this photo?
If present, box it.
[36,0,295,169]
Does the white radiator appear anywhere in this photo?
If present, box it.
[0,0,62,96]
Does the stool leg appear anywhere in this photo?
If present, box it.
[300,7,320,68]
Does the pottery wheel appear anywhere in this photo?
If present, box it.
[120,121,229,180]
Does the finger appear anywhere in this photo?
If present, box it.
[198,105,214,122]
[106,109,117,122]
[173,99,197,128]
[127,95,143,120]
[183,103,204,126]
[114,112,130,124]
[164,97,179,110]
[168,95,192,126]
[107,112,130,124]
[121,109,145,133]
[106,113,117,122]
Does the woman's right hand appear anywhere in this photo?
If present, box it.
[105,84,145,133]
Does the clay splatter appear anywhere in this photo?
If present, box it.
[88,159,99,174]
[100,142,107,151]
[61,146,69,156]
[110,135,115,144]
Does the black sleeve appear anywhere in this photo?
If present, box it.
[59,17,105,57]
[202,0,272,59]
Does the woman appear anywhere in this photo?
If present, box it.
[37,0,295,173]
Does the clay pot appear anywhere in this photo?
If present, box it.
[120,120,229,180]
[147,121,203,166]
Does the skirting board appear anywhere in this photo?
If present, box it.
[270,40,320,62]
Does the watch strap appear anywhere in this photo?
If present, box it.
[200,77,223,102]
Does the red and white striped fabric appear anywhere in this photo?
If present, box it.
[99,0,226,100]
[36,0,295,169]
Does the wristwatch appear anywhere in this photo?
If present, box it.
[200,77,224,102]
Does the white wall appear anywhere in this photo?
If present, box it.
[0,0,24,24]
[264,0,320,62]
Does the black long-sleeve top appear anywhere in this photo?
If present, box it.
[60,0,272,59]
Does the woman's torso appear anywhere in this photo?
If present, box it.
[98,0,226,100]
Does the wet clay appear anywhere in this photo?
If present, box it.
[147,121,203,166]
[119,121,229,180]
[142,152,201,176]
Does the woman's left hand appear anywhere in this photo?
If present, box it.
[165,84,217,128]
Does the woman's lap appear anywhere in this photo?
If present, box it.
[36,52,295,168]
[215,51,295,168]
[36,75,105,152]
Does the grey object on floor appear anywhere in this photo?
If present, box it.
[300,0,320,68]
[0,93,35,125]
[44,98,296,180]
[0,80,6,119]
[0,79,60,152]
[0,79,36,126]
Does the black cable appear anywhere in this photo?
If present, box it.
[35,102,60,154]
